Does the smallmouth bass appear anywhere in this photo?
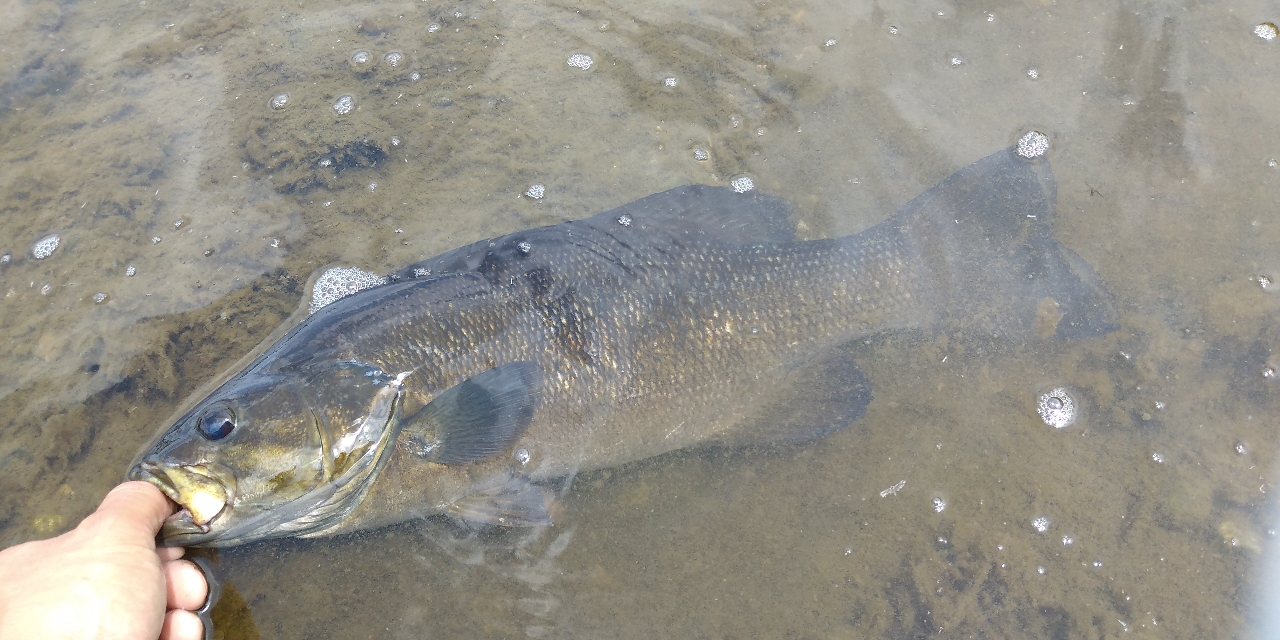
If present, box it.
[130,148,1116,546]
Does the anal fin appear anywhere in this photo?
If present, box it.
[723,348,872,446]
[445,477,553,527]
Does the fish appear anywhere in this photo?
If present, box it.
[128,147,1117,547]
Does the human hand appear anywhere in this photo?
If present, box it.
[0,481,208,640]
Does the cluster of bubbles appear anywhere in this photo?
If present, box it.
[692,148,709,162]
[1031,516,1051,533]
[31,235,60,259]
[92,292,109,305]
[730,175,755,193]
[1017,131,1050,158]
[1151,452,1165,464]
[823,38,837,48]
[931,496,947,513]
[515,448,531,465]
[383,51,404,67]
[351,50,371,65]
[332,95,356,115]
[1036,387,1075,428]
[1256,22,1278,41]
[125,265,136,277]
[309,267,386,313]
[1,253,11,265]
[269,93,290,110]
[1026,68,1039,80]
[662,76,678,88]
[566,53,593,70]
[524,184,546,199]
[949,55,964,67]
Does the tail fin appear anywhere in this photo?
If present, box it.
[894,148,1118,340]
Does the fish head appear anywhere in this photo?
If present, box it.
[129,361,407,546]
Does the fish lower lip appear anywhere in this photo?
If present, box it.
[162,509,211,538]
[132,461,229,527]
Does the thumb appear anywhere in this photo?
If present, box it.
[82,481,177,545]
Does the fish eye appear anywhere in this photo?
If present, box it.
[197,405,237,441]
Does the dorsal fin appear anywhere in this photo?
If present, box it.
[580,184,797,245]
[392,184,797,284]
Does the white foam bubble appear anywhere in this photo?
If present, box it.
[730,175,755,193]
[31,235,60,259]
[92,292,108,304]
[125,265,136,277]
[1256,23,1278,41]
[1032,516,1051,533]
[1037,387,1075,428]
[384,51,404,67]
[1017,131,1050,158]
[693,148,709,161]
[525,184,545,199]
[333,95,355,115]
[350,50,371,65]
[566,53,593,70]
[269,93,290,110]
[310,267,386,313]
[663,76,678,87]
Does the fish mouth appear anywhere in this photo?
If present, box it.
[130,461,236,541]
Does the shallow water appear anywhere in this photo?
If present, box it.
[2,0,1278,637]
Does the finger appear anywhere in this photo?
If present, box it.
[160,608,204,640]
[164,559,209,611]
[157,546,186,562]
[85,482,178,544]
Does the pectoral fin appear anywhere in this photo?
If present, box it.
[722,348,872,446]
[399,361,540,464]
[445,477,553,527]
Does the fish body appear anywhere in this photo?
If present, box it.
[130,148,1116,546]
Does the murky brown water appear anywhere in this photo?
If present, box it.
[2,0,1278,637]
